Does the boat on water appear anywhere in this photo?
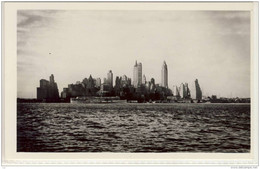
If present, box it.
[70,96,127,104]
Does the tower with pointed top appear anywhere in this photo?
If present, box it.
[133,60,142,88]
[161,61,168,88]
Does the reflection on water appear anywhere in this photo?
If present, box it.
[17,103,250,152]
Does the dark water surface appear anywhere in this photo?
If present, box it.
[17,103,250,152]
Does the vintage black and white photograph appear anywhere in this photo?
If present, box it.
[15,6,253,154]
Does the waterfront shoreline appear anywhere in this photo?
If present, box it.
[17,98,251,104]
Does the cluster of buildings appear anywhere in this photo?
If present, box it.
[36,60,205,102]
[32,57,252,103]
[34,64,250,103]
[171,79,202,101]
[36,60,171,102]
[60,75,100,99]
[167,79,202,103]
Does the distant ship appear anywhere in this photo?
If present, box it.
[70,96,127,104]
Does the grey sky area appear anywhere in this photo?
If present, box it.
[17,10,250,98]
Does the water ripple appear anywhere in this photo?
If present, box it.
[17,103,250,152]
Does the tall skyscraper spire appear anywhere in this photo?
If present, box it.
[161,61,168,88]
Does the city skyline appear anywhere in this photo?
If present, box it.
[17,10,250,98]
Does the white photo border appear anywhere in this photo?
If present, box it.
[2,2,259,166]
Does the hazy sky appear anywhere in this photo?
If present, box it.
[17,10,250,98]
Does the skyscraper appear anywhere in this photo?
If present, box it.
[179,83,186,98]
[103,78,107,84]
[142,75,146,84]
[107,70,113,88]
[50,74,54,84]
[95,78,101,87]
[133,61,137,87]
[37,74,59,100]
[195,79,202,100]
[121,75,131,86]
[161,61,168,88]
[133,61,142,88]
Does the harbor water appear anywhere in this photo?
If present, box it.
[17,103,250,152]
